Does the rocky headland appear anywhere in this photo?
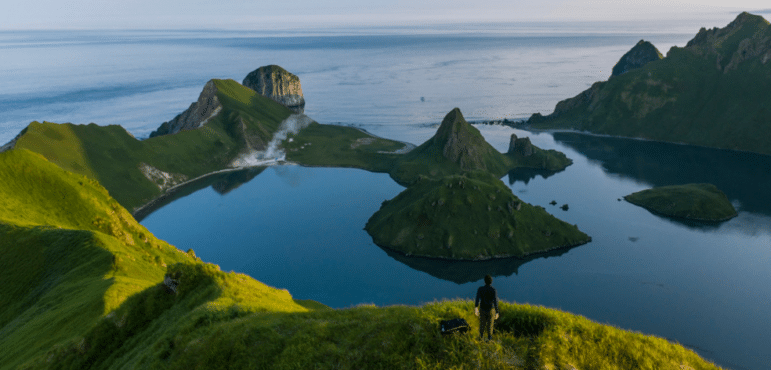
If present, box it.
[527,12,771,156]
[242,65,305,113]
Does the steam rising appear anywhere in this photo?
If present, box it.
[230,114,313,167]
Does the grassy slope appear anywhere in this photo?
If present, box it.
[0,150,723,369]
[12,79,292,211]
[529,14,771,156]
[0,149,192,369]
[284,122,405,173]
[365,172,590,260]
[624,183,737,221]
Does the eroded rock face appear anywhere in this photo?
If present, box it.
[150,80,222,137]
[611,40,663,78]
[242,65,305,113]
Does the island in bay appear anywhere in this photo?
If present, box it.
[625,183,737,222]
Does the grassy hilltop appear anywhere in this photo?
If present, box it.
[0,149,724,369]
[528,12,771,156]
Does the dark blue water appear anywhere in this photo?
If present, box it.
[3,24,770,369]
[141,126,771,370]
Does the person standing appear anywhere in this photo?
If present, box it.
[475,274,499,341]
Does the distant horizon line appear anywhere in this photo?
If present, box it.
[1,10,769,33]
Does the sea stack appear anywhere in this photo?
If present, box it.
[242,65,305,113]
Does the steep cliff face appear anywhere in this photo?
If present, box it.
[527,12,771,156]
[611,40,663,77]
[150,80,222,137]
[242,65,305,113]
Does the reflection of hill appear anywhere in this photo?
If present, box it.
[381,244,580,285]
[133,167,265,222]
[553,132,771,217]
[506,168,560,185]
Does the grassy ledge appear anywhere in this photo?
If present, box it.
[624,183,737,222]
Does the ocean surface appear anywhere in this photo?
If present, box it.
[2,16,770,369]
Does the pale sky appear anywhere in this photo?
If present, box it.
[3,0,771,30]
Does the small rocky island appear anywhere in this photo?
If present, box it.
[624,183,737,222]
[365,171,590,260]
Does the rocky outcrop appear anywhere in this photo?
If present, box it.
[507,134,533,157]
[685,12,771,72]
[150,80,222,137]
[242,65,305,113]
[138,163,188,191]
[611,40,663,77]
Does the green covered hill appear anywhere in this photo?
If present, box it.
[528,12,771,156]
[625,183,737,221]
[365,171,590,260]
[5,79,292,211]
[0,150,723,369]
[391,108,571,185]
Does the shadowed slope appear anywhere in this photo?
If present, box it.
[528,12,771,155]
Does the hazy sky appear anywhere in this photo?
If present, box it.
[3,0,771,30]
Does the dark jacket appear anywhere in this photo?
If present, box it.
[475,284,498,313]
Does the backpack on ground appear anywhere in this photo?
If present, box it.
[439,318,469,335]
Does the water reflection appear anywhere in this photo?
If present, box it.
[506,167,561,185]
[553,132,771,219]
[133,167,266,222]
[381,244,582,284]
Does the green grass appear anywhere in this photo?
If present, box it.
[11,79,292,211]
[30,294,725,370]
[365,171,590,260]
[0,149,723,370]
[284,122,405,173]
[0,149,192,369]
[624,183,737,221]
[528,13,771,156]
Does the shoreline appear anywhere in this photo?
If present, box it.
[131,164,283,221]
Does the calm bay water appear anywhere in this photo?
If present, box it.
[2,20,770,369]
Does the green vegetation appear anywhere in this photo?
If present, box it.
[528,12,771,156]
[0,140,722,370]
[284,122,406,173]
[366,171,590,260]
[391,108,513,185]
[624,183,737,221]
[0,149,192,369]
[10,79,292,211]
